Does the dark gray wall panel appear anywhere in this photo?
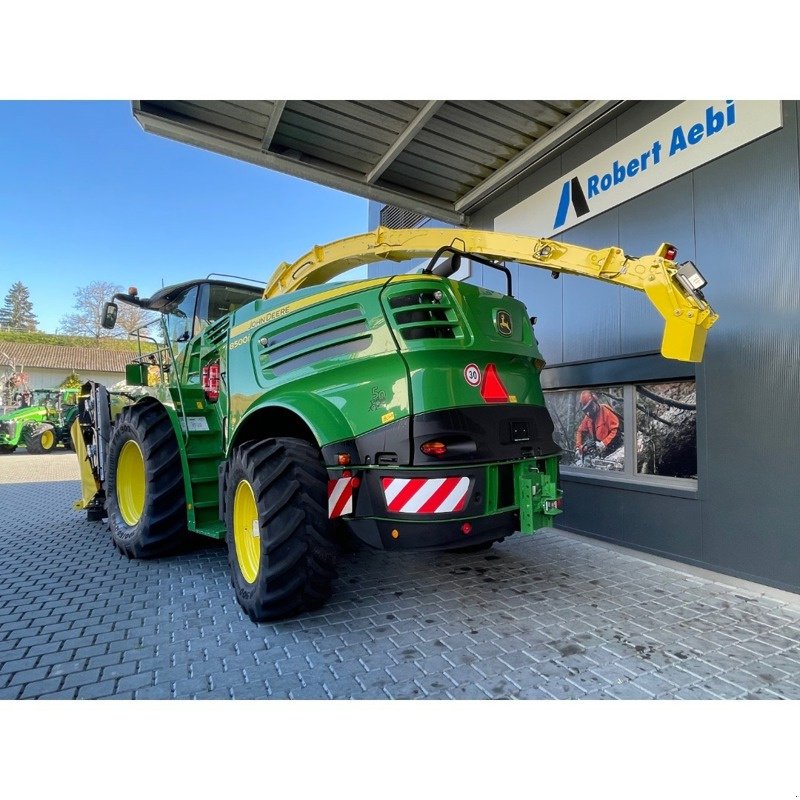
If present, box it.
[516,267,563,364]
[617,172,697,354]
[559,213,622,362]
[555,480,623,539]
[692,101,800,587]
[620,490,703,560]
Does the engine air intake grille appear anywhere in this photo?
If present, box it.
[259,307,371,376]
[388,291,462,341]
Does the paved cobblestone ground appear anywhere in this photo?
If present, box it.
[2,450,800,700]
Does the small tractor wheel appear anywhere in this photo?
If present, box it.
[0,444,17,454]
[105,402,186,559]
[225,437,338,622]
[24,423,58,454]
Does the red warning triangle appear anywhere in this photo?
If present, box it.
[480,363,509,403]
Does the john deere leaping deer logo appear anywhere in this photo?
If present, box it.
[496,310,513,336]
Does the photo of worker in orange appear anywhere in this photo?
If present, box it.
[575,390,622,459]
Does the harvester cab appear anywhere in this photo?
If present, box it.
[74,227,718,621]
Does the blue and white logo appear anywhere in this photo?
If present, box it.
[552,101,738,230]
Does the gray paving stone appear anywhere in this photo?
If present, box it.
[47,659,89,678]
[0,656,37,675]
[413,674,457,694]
[8,666,49,685]
[385,680,425,699]
[101,661,138,681]
[63,668,102,689]
[5,458,800,702]
[757,679,800,699]
[77,679,117,699]
[566,670,612,693]
[604,682,653,700]
[38,689,79,700]
[117,672,156,693]
[20,678,64,698]
[535,677,584,699]
[385,662,424,683]
[695,676,746,699]
[134,683,175,699]
[511,686,555,699]
[446,683,491,699]
[629,672,678,698]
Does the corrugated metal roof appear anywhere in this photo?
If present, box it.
[2,343,130,373]
[133,100,626,224]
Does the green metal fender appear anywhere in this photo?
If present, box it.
[228,391,368,457]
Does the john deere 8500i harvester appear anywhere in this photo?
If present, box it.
[73,228,717,621]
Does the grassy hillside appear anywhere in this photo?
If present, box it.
[0,331,156,351]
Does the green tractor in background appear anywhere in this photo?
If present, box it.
[0,388,80,454]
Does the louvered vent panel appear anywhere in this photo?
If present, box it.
[379,205,428,229]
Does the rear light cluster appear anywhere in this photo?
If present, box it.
[202,362,220,403]
[420,441,448,458]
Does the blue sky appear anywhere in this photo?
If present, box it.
[0,101,368,333]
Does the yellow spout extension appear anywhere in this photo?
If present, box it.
[264,227,718,363]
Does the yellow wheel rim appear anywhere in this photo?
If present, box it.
[233,479,260,584]
[41,429,55,450]
[117,440,146,526]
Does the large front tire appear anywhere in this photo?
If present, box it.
[105,403,186,558]
[225,438,338,622]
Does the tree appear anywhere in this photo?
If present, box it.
[59,281,155,343]
[58,371,82,390]
[0,282,38,331]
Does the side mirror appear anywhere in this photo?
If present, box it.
[101,301,118,330]
[430,252,462,278]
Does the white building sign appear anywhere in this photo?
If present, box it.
[495,100,783,237]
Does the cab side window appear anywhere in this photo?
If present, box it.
[195,283,262,332]
[207,284,261,323]
[165,286,199,344]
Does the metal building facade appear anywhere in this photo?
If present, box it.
[461,100,800,593]
[131,97,799,594]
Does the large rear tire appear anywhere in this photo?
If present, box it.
[225,437,338,622]
[24,423,57,454]
[105,403,186,558]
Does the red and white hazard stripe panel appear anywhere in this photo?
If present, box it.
[328,478,354,518]
[381,477,470,514]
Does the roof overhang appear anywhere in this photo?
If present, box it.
[133,100,628,225]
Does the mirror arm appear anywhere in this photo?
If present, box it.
[423,246,513,296]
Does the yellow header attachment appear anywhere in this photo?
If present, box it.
[264,227,719,363]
